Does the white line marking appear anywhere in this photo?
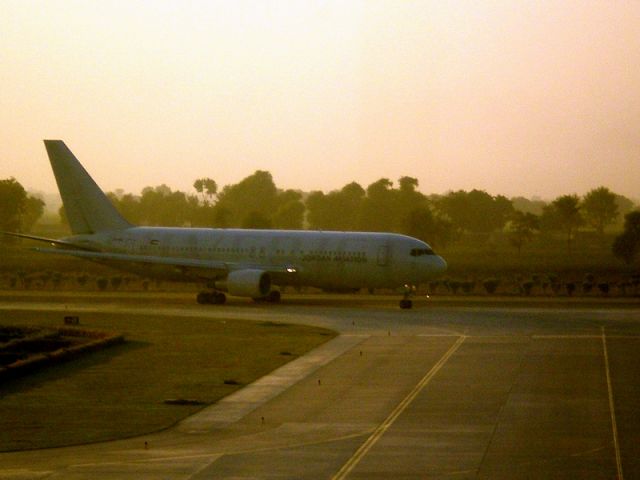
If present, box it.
[601,326,624,480]
[532,334,603,339]
[331,335,466,480]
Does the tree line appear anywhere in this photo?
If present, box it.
[0,178,45,234]
[1,172,639,263]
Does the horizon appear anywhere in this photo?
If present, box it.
[2,1,639,199]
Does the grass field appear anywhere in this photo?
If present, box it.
[0,308,335,452]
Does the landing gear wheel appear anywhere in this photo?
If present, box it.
[267,290,281,303]
[399,299,413,309]
[197,292,208,304]
[196,291,226,305]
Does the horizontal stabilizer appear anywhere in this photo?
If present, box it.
[1,231,97,251]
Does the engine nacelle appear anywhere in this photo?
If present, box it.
[217,269,271,298]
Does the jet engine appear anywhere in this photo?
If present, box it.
[217,269,271,298]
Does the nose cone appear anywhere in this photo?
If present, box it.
[433,255,447,274]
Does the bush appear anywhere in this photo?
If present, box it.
[110,277,123,290]
[521,281,534,295]
[96,277,108,291]
[566,283,576,296]
[598,283,610,296]
[461,281,475,294]
[618,281,630,295]
[482,278,499,294]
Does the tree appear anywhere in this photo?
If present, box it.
[614,194,637,229]
[242,211,272,229]
[215,170,278,227]
[544,194,584,253]
[212,205,231,228]
[193,178,217,205]
[582,187,619,237]
[0,178,27,232]
[404,206,436,243]
[403,206,455,249]
[107,191,141,224]
[0,178,43,233]
[272,196,305,230]
[612,211,640,264]
[21,195,45,232]
[435,189,514,234]
[358,178,396,232]
[136,185,197,226]
[398,176,419,193]
[505,211,539,255]
[510,196,547,215]
[612,232,638,264]
[306,182,365,231]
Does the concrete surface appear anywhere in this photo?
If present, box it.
[0,293,639,479]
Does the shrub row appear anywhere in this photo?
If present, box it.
[427,274,640,297]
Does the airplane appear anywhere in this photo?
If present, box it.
[5,140,447,309]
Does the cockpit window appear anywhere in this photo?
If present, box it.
[410,247,435,256]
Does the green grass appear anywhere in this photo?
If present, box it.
[0,309,336,451]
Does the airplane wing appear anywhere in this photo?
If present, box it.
[6,230,299,281]
[34,247,299,282]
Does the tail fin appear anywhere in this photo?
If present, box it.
[44,140,132,234]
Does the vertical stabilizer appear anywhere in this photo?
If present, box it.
[44,140,132,234]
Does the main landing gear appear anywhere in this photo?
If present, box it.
[196,291,226,305]
[253,290,281,303]
[399,284,416,309]
[196,290,282,305]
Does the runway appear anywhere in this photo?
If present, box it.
[1,294,639,479]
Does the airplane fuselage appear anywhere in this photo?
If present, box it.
[66,227,446,291]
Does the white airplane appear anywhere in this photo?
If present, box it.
[7,140,447,308]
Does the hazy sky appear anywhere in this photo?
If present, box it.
[2,0,639,200]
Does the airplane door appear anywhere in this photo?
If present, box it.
[377,245,389,266]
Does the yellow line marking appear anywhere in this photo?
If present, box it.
[332,335,466,480]
[601,326,624,480]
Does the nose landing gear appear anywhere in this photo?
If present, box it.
[399,284,416,309]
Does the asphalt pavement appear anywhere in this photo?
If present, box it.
[0,294,638,479]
